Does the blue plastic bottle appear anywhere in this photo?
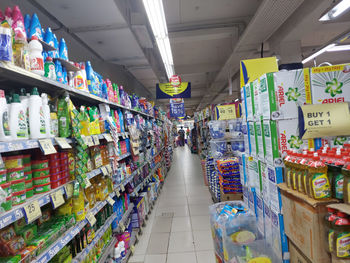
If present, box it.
[118,109,124,133]
[29,13,43,40]
[85,61,96,94]
[58,38,68,60]
[24,14,31,37]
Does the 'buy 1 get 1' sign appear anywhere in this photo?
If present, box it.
[300,102,350,139]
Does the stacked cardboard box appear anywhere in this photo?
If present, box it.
[241,68,315,262]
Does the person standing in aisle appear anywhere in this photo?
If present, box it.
[178,126,185,146]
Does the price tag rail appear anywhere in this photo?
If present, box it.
[116,152,131,161]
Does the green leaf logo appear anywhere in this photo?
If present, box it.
[285,87,301,101]
[325,78,343,97]
[334,137,347,145]
[288,135,303,149]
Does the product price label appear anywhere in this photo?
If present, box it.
[92,135,100,145]
[50,190,65,209]
[103,133,113,142]
[86,136,94,147]
[86,212,96,226]
[115,189,121,197]
[38,139,57,155]
[84,178,92,189]
[55,137,72,149]
[106,196,115,206]
[64,184,73,199]
[106,164,113,174]
[23,200,42,223]
[120,223,125,232]
[215,104,236,120]
[301,103,350,139]
[101,166,108,176]
[120,185,125,192]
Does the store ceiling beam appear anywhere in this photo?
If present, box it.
[196,0,305,110]
[69,24,129,33]
[174,63,222,75]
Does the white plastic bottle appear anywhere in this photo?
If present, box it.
[119,241,126,259]
[29,36,44,76]
[9,94,28,140]
[28,87,46,139]
[113,244,121,263]
[19,88,30,137]
[41,93,51,138]
[0,90,11,141]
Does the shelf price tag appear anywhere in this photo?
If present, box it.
[120,185,125,192]
[55,137,72,149]
[103,133,113,142]
[101,166,108,176]
[120,223,125,232]
[50,190,65,209]
[87,136,94,147]
[38,139,57,155]
[64,184,73,199]
[23,200,42,224]
[106,164,113,174]
[92,135,100,145]
[115,189,121,197]
[106,196,115,206]
[301,103,350,139]
[86,211,96,226]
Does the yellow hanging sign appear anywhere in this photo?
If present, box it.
[215,105,236,120]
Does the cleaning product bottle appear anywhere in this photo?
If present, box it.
[292,152,302,191]
[73,65,87,92]
[50,104,58,137]
[19,88,29,136]
[113,243,121,263]
[297,151,308,193]
[58,38,68,60]
[308,153,330,200]
[284,151,294,189]
[44,56,56,80]
[29,36,44,75]
[330,150,345,200]
[0,90,10,141]
[332,212,350,258]
[342,158,350,204]
[9,93,28,140]
[57,93,71,138]
[119,241,126,259]
[41,93,51,138]
[325,208,337,253]
[29,87,46,139]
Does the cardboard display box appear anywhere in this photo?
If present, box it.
[332,254,350,263]
[219,190,243,201]
[289,240,312,263]
[278,183,338,263]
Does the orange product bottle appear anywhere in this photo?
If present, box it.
[308,153,331,200]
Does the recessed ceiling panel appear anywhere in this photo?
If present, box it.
[77,28,145,60]
[36,0,126,28]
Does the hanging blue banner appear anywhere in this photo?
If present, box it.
[170,101,185,118]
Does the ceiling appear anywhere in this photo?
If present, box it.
[2,0,350,114]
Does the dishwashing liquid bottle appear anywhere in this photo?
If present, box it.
[9,93,28,140]
[308,153,330,200]
[29,87,46,139]
[0,90,11,141]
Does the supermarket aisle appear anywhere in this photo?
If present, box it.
[129,146,215,263]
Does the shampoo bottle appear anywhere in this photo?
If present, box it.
[29,87,46,139]
[41,93,51,138]
[0,90,11,141]
[9,93,28,140]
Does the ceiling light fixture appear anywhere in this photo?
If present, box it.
[142,0,174,79]
[320,0,350,21]
[302,44,336,64]
[327,44,350,51]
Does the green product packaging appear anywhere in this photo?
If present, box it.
[255,120,265,159]
[259,73,278,120]
[0,255,21,263]
[14,218,26,233]
[73,181,80,197]
[18,224,37,243]
[263,120,280,166]
[57,95,71,138]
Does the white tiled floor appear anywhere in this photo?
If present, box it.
[129,146,215,263]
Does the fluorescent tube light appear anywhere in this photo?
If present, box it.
[143,0,175,79]
[302,44,336,64]
[320,0,350,21]
[327,44,350,52]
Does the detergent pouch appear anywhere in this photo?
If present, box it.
[101,81,108,100]
[62,67,68,84]
[4,7,12,25]
[43,27,54,47]
[95,72,103,98]
[131,94,139,110]
[28,13,43,40]
[59,38,68,60]
[12,6,26,43]
[86,61,97,95]
[49,33,59,59]
[113,83,120,104]
[55,60,63,83]
[0,22,12,62]
[23,14,30,37]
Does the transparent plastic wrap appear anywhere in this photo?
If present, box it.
[208,120,226,139]
[210,140,227,158]
[210,201,281,263]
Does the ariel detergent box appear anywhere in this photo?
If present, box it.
[259,69,310,120]
[262,120,280,166]
[248,121,258,156]
[255,120,265,159]
[245,83,255,121]
[253,79,261,120]
[309,64,350,104]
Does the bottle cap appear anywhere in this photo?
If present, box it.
[31,36,38,41]
[20,88,27,96]
[31,87,40,96]
[12,94,20,103]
